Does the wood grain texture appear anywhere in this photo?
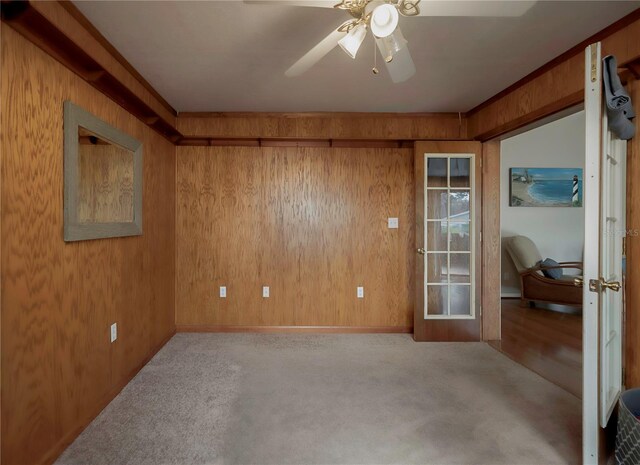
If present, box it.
[468,9,640,117]
[625,78,640,388]
[30,0,176,124]
[177,112,466,140]
[481,141,501,341]
[176,146,414,328]
[413,141,482,342]
[58,0,177,118]
[1,28,175,465]
[78,144,134,223]
[490,299,581,398]
[467,16,640,141]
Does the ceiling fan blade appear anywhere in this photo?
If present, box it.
[285,28,346,77]
[416,0,536,17]
[382,44,416,83]
[243,0,337,7]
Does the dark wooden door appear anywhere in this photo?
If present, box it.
[414,141,483,341]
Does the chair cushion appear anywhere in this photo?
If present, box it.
[505,236,543,272]
[539,258,563,280]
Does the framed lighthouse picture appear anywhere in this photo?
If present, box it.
[509,168,583,207]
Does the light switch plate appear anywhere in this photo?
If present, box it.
[220,286,227,298]
[110,323,117,343]
[388,217,399,229]
[263,286,270,298]
[357,286,364,299]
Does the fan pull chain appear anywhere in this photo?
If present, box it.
[372,37,379,75]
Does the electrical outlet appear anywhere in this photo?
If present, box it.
[110,323,117,343]
[357,286,364,299]
[220,286,227,298]
[388,217,399,229]
[263,286,270,298]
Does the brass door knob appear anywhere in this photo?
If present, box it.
[601,279,621,292]
[417,248,426,255]
[574,277,584,287]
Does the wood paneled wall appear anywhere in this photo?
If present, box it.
[176,146,414,329]
[1,28,175,465]
[177,112,466,140]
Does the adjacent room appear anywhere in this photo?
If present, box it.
[495,111,585,399]
[2,1,640,465]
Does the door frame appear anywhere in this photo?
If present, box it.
[583,41,602,465]
[478,43,627,465]
[414,141,483,341]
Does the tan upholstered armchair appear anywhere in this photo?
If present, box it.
[504,235,583,308]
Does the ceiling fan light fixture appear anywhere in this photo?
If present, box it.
[338,24,367,59]
[370,4,399,38]
[375,28,407,63]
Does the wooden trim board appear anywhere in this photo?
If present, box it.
[0,1,182,143]
[177,326,413,334]
[481,140,501,341]
[467,8,640,116]
[58,0,178,118]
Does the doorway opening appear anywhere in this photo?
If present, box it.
[488,111,587,462]
[494,110,586,399]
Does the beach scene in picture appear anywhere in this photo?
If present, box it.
[509,168,583,207]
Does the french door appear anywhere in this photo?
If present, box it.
[583,42,626,464]
[414,142,482,341]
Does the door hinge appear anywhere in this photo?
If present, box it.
[590,45,598,83]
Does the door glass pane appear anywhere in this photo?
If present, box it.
[427,254,448,283]
[450,286,471,315]
[450,158,470,187]
[449,254,471,283]
[427,158,447,187]
[427,190,448,220]
[450,222,470,251]
[423,155,474,320]
[449,190,470,219]
[427,221,447,251]
[427,285,448,315]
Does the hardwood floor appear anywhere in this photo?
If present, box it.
[490,298,582,398]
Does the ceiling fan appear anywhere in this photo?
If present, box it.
[247,0,536,83]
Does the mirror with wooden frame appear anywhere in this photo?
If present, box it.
[63,101,143,241]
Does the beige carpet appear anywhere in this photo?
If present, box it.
[55,334,581,465]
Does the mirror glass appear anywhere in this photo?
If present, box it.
[64,101,143,242]
[77,127,135,224]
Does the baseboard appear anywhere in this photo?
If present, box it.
[176,325,413,334]
[38,328,177,465]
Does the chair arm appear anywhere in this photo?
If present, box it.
[528,263,582,272]
[519,268,580,286]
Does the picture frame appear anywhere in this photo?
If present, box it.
[509,168,582,207]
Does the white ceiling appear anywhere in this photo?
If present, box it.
[74,1,640,113]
